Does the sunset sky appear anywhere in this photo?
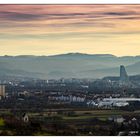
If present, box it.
[0,5,140,56]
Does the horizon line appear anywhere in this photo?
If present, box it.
[0,52,140,57]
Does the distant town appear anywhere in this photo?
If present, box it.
[0,65,140,135]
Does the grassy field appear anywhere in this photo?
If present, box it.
[62,109,140,121]
[0,118,5,126]
[63,115,107,121]
[75,110,130,115]
[23,109,140,122]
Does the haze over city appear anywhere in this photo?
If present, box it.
[1,4,140,136]
[0,5,140,56]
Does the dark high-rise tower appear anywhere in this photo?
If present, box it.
[120,65,129,84]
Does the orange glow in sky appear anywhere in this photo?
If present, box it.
[0,5,140,56]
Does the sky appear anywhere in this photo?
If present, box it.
[0,5,140,56]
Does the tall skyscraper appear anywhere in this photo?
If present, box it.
[0,85,5,98]
[119,65,129,85]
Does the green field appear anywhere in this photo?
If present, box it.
[62,109,140,121]
[15,109,140,122]
[0,118,5,126]
[63,115,107,121]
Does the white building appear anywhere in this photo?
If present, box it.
[108,116,125,123]
[103,98,140,102]
[98,101,113,107]
[113,102,129,107]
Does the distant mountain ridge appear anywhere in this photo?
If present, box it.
[0,53,140,79]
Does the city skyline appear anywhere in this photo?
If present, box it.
[0,5,140,56]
